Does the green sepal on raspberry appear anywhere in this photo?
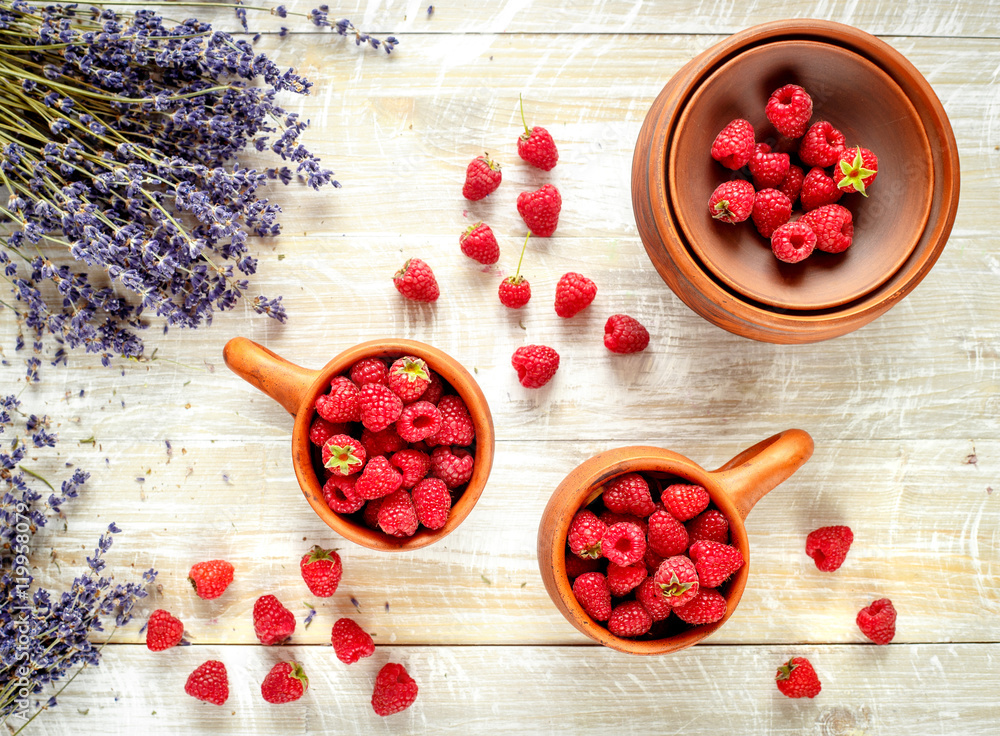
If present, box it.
[657,571,694,599]
[836,146,878,196]
[775,656,822,699]
[322,434,366,475]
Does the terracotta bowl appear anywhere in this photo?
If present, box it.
[537,430,813,655]
[223,337,495,551]
[632,19,960,342]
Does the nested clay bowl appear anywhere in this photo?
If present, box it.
[632,19,960,343]
[223,337,495,551]
[537,429,813,655]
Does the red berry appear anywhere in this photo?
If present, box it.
[462,154,501,200]
[388,356,431,403]
[361,498,383,529]
[778,164,804,205]
[765,84,813,138]
[517,96,558,170]
[636,578,674,621]
[499,276,531,308]
[309,417,346,447]
[749,143,790,190]
[567,509,607,559]
[299,545,342,598]
[516,183,561,237]
[426,395,475,446]
[751,188,793,239]
[331,618,375,664]
[710,118,755,170]
[805,525,854,572]
[836,146,879,195]
[660,483,709,522]
[185,660,229,705]
[261,661,308,704]
[422,372,445,404]
[315,376,360,423]
[411,477,452,529]
[607,562,647,597]
[253,595,296,646]
[602,472,656,517]
[146,609,184,651]
[377,489,419,537]
[602,521,646,567]
[393,258,440,302]
[775,656,821,698]
[358,383,404,433]
[554,272,597,318]
[459,221,500,265]
[688,540,745,588]
[673,587,727,625]
[360,426,406,457]
[571,572,612,622]
[511,344,559,388]
[708,179,755,224]
[349,357,389,387]
[771,221,817,264]
[856,598,897,645]
[652,555,700,608]
[647,509,690,557]
[604,314,649,354]
[372,662,418,716]
[565,553,604,580]
[800,166,843,211]
[188,560,234,600]
[685,509,729,545]
[396,401,443,443]
[799,121,847,168]
[355,455,404,500]
[322,474,364,514]
[607,600,653,637]
[801,204,854,253]
[321,434,366,476]
[390,449,431,489]
[429,445,473,488]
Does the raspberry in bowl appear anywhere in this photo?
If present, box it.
[537,430,813,654]
[224,337,494,550]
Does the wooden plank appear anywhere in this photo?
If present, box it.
[18,644,1000,735]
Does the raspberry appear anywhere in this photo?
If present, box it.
[775,657,821,699]
[765,84,813,138]
[361,498,383,529]
[800,166,843,211]
[771,220,817,264]
[390,449,431,489]
[146,609,184,651]
[459,221,500,264]
[688,540,745,588]
[511,344,560,388]
[426,395,475,446]
[749,143,790,189]
[750,188,793,239]
[377,489,419,537]
[602,521,646,567]
[422,373,445,404]
[360,426,406,457]
[566,553,604,580]
[778,164,804,205]
[571,571,611,621]
[428,445,473,488]
[856,598,897,645]
[553,272,597,318]
[322,474,365,514]
[652,555,700,608]
[836,146,879,195]
[604,314,649,354]
[349,358,388,387]
[708,179,755,224]
[331,618,375,664]
[309,417,347,447]
[643,547,666,576]
[411,477,452,529]
[185,660,229,705]
[599,511,647,537]
[355,455,403,500]
[602,473,656,517]
[299,545,342,598]
[516,183,561,237]
[388,356,431,403]
[710,118,755,170]
[517,96,559,171]
[799,121,847,168]
[607,562,647,597]
[805,525,853,572]
[261,661,308,704]
[685,509,729,545]
[674,587,727,625]
[393,257,440,302]
[188,560,234,600]
[607,600,652,637]
[499,275,531,308]
[636,578,674,622]
[567,509,607,559]
[321,434,366,476]
[371,662,418,716]
[358,383,404,432]
[660,483,709,521]
[396,401,443,443]
[647,509,690,557]
[462,154,501,200]
[253,595,296,646]
[315,376,360,423]
[801,204,854,253]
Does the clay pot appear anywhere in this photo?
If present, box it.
[223,337,495,551]
[537,429,814,654]
[632,19,960,343]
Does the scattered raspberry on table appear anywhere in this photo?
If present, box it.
[372,662,418,716]
[857,598,897,645]
[299,545,342,598]
[604,314,650,354]
[188,559,234,600]
[805,525,854,572]
[511,344,560,388]
[146,609,184,651]
[462,154,502,200]
[253,594,296,646]
[331,617,376,664]
[261,661,309,704]
[775,656,822,698]
[184,660,229,705]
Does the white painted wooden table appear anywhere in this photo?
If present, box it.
[7,1,999,733]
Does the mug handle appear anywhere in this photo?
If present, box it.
[223,337,319,416]
[709,429,814,521]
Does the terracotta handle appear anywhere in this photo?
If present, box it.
[710,429,814,521]
[222,337,318,416]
